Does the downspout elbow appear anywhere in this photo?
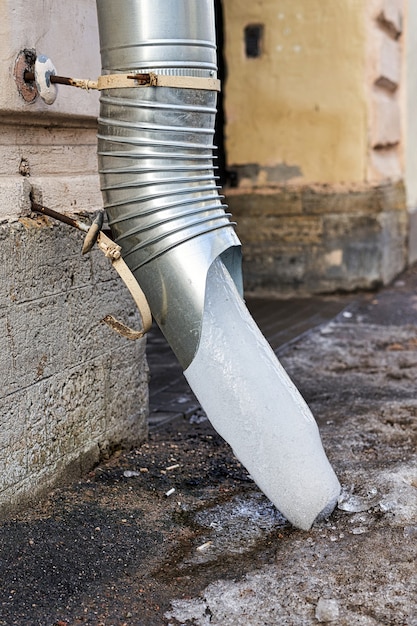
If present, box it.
[95,0,340,529]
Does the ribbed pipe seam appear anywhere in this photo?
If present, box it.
[96,0,241,367]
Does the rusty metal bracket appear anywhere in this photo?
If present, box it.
[14,50,39,103]
[82,211,104,254]
[95,230,152,339]
[30,198,152,340]
[98,72,221,91]
[31,200,91,232]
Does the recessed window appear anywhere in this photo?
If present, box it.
[244,24,264,58]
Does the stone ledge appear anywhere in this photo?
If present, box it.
[226,181,406,217]
[226,181,407,296]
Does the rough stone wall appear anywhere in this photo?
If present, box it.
[0,218,148,516]
[221,0,409,296]
[405,0,417,263]
[227,181,407,296]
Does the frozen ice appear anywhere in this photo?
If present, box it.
[338,487,379,513]
[403,525,417,539]
[184,257,341,530]
[189,493,287,563]
[123,470,140,478]
[379,499,397,513]
[315,597,340,622]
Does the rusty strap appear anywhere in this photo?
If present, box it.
[24,69,221,92]
[98,72,220,91]
[85,72,220,91]
[95,231,153,340]
[30,199,152,340]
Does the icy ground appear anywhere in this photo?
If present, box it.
[0,269,416,625]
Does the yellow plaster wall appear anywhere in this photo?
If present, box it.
[223,0,368,184]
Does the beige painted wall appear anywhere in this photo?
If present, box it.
[223,0,368,184]
[223,0,408,294]
[405,0,417,208]
[404,0,417,262]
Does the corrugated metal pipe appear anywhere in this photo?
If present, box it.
[95,0,340,530]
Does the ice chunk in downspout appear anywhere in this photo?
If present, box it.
[185,257,340,530]
[95,0,340,529]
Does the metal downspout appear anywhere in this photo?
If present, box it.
[96,0,241,369]
[95,0,340,530]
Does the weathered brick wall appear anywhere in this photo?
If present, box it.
[0,219,148,516]
[227,181,407,296]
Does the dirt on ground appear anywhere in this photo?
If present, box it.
[0,415,278,625]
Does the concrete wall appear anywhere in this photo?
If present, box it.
[0,0,149,515]
[404,0,417,263]
[222,0,409,295]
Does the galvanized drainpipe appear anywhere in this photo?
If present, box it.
[96,0,241,368]
[95,0,340,530]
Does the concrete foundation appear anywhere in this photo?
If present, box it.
[0,0,149,515]
[0,219,148,516]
